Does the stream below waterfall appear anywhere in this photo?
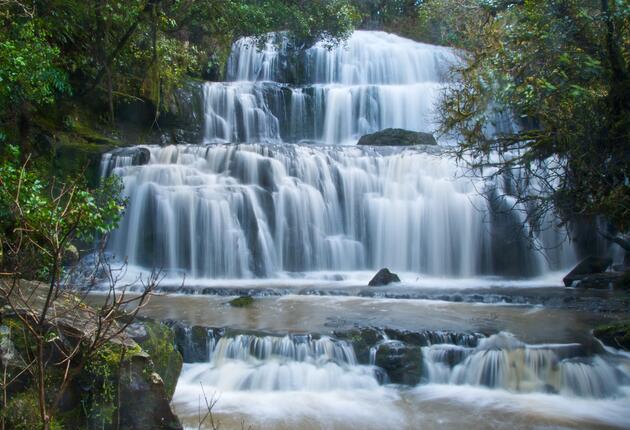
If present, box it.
[98,30,630,429]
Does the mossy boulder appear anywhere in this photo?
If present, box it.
[614,271,630,290]
[127,319,183,399]
[230,295,254,307]
[118,354,183,430]
[357,128,437,146]
[334,327,384,364]
[374,341,423,385]
[593,321,630,350]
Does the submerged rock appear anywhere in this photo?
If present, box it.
[230,295,254,307]
[368,268,401,286]
[563,256,612,287]
[357,128,437,146]
[374,341,422,385]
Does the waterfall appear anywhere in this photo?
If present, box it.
[174,330,629,400]
[102,30,578,280]
[104,144,575,278]
[202,31,458,145]
[177,334,378,392]
[422,332,626,398]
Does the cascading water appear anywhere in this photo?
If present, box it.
[204,31,457,145]
[172,329,630,429]
[102,30,578,280]
[104,144,576,279]
[422,332,625,398]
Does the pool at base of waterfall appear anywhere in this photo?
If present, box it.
[108,293,630,430]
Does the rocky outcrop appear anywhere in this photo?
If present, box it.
[119,354,183,430]
[169,322,217,362]
[563,256,612,287]
[374,341,422,385]
[0,280,183,430]
[594,321,630,350]
[109,146,151,166]
[357,128,437,146]
[126,319,183,399]
[368,268,401,286]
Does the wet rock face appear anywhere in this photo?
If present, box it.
[334,327,383,364]
[110,146,151,166]
[119,355,183,430]
[374,341,422,385]
[357,128,437,146]
[168,322,222,363]
[368,268,401,286]
[563,256,612,287]
[594,321,630,350]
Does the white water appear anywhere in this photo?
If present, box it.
[204,31,457,145]
[104,144,576,280]
[173,331,630,430]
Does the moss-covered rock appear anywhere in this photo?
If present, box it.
[333,327,383,364]
[230,295,254,307]
[593,321,630,350]
[374,341,423,385]
[2,391,62,430]
[357,128,437,146]
[129,319,183,399]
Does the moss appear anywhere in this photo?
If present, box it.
[136,320,183,399]
[2,390,64,430]
[593,320,630,350]
[229,296,254,307]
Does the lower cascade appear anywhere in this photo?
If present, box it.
[103,144,576,279]
[174,330,629,398]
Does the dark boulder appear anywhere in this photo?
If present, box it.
[374,341,422,385]
[171,323,213,363]
[119,354,183,430]
[563,256,612,287]
[368,268,401,286]
[357,128,437,146]
[334,327,384,364]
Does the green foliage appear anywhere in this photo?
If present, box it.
[0,145,125,279]
[0,19,70,111]
[136,320,183,399]
[436,0,630,235]
[0,0,358,137]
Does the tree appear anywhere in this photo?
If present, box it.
[434,0,630,252]
[0,146,158,430]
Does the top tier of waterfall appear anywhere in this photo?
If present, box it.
[226,30,458,85]
[205,31,459,145]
